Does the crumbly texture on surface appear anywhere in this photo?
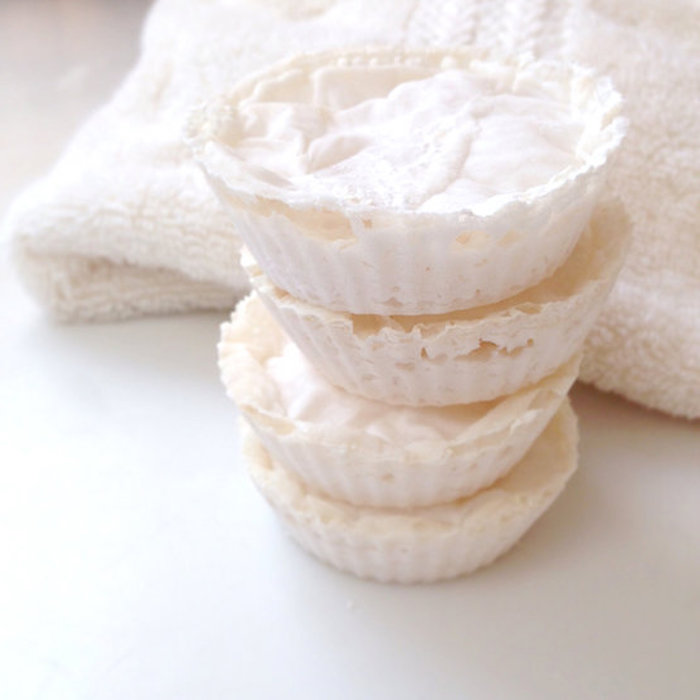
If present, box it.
[245,200,628,405]
[220,292,579,453]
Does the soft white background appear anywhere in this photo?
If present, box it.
[1,2,698,698]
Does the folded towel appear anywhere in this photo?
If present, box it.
[4,0,699,419]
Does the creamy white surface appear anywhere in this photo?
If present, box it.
[226,63,586,212]
[265,340,499,442]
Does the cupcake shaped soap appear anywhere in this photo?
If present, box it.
[245,201,629,405]
[243,401,579,584]
[219,294,580,508]
[189,47,625,314]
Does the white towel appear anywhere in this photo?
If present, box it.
[4,0,699,419]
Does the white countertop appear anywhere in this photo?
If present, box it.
[1,2,699,699]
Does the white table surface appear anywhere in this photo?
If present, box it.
[1,2,699,699]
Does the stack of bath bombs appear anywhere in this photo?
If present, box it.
[188,48,628,583]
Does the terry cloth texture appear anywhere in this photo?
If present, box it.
[3,0,699,418]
